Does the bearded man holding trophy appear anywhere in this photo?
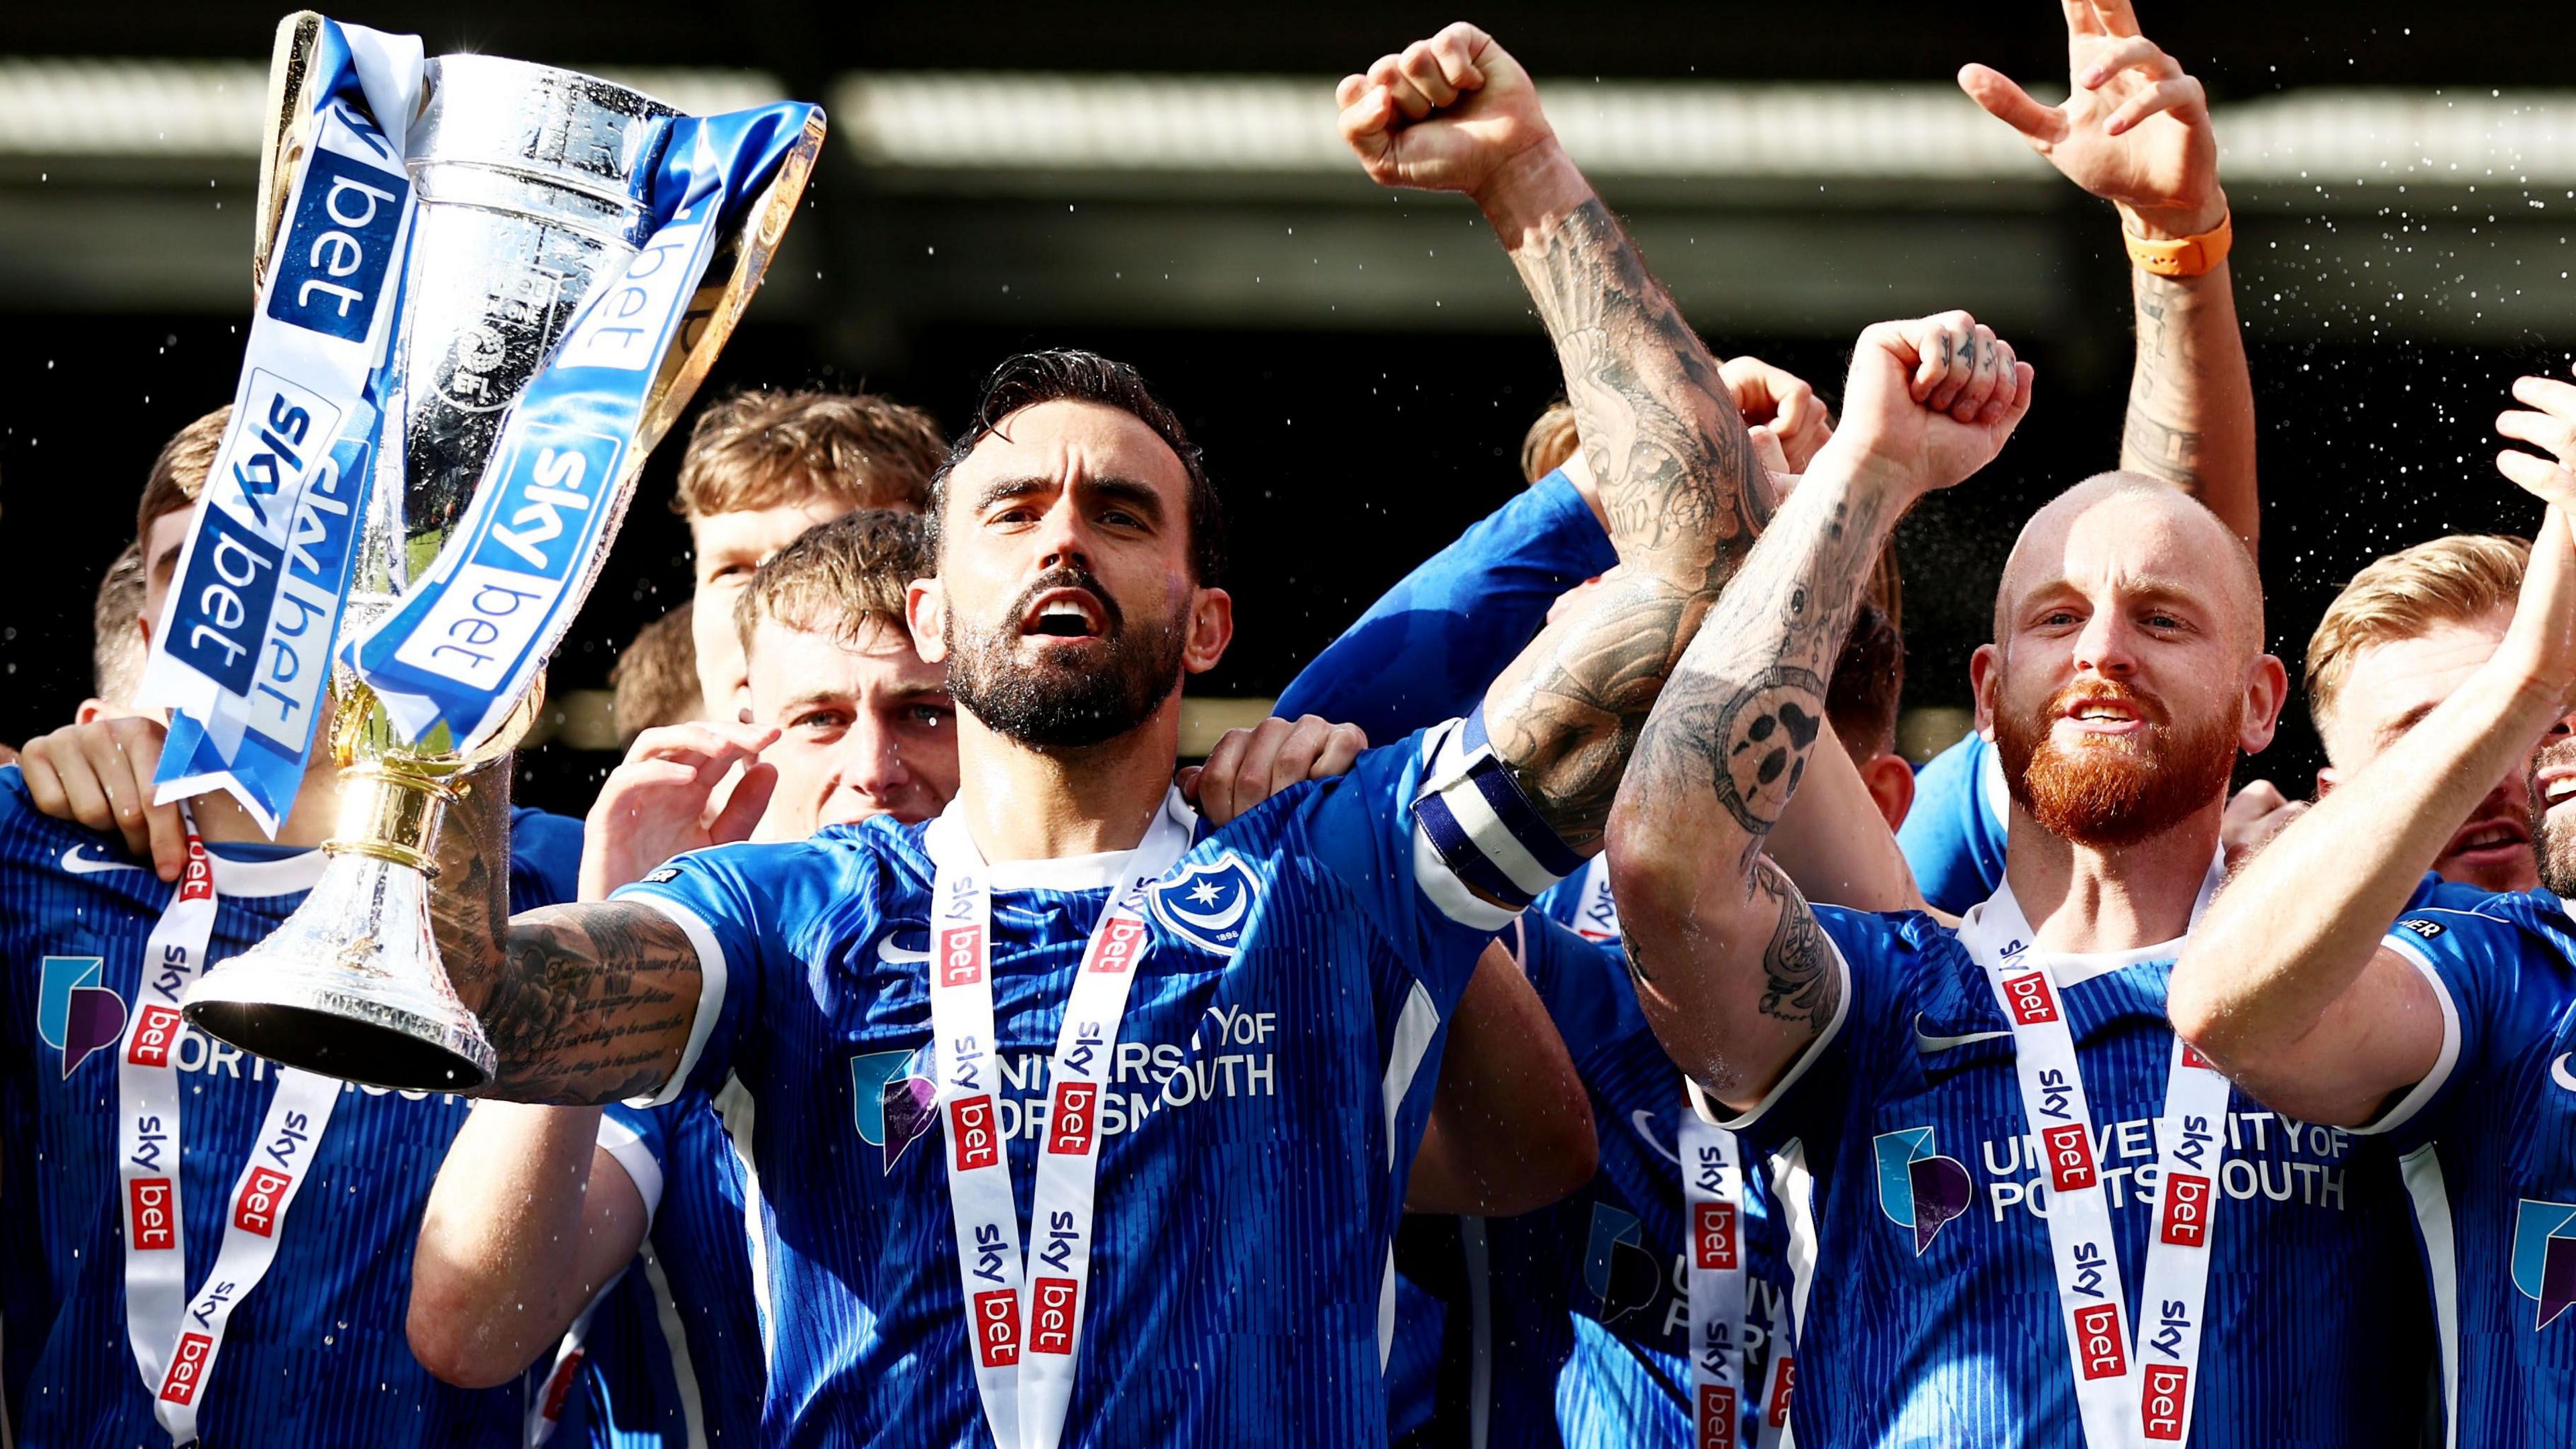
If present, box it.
[0,13,819,1443]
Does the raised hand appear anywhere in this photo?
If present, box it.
[1336,23,1558,207]
[19,714,186,879]
[1722,356,1835,474]
[2493,372,2576,696]
[1823,311,2035,501]
[1178,714,1370,826]
[577,720,779,901]
[1958,1,2222,237]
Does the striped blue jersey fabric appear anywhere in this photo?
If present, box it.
[1892,733,2010,919]
[1743,904,2433,1448]
[560,1091,768,1448]
[2370,883,2576,1449]
[613,723,1554,1447]
[0,765,584,1446]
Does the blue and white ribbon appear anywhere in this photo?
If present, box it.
[140,19,423,831]
[345,103,816,749]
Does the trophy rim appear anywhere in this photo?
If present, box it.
[183,983,496,1093]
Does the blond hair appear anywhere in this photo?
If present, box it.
[134,407,231,541]
[2305,533,2528,731]
[1520,400,1580,485]
[673,388,943,521]
[735,509,929,660]
[91,542,147,705]
[608,601,705,744]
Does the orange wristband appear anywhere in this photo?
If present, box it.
[2124,211,2232,278]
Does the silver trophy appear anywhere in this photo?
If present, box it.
[179,13,822,1091]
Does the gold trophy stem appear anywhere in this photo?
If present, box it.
[327,763,458,875]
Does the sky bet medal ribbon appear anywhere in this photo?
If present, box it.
[170,13,824,1093]
[136,17,423,833]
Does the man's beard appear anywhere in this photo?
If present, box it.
[1993,679,2241,849]
[2525,741,2576,898]
[946,566,1189,749]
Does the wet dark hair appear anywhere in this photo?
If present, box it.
[928,349,1226,587]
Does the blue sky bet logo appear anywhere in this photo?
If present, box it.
[850,1047,938,1174]
[2512,1199,2576,1330]
[1581,1202,1663,1325]
[1875,1127,1974,1254]
[1148,852,1263,955]
[38,956,125,1078]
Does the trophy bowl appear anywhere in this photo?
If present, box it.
[179,19,821,1091]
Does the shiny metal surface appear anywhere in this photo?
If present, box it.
[186,40,694,1091]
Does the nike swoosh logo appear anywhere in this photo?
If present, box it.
[59,845,144,877]
[1913,1015,2014,1055]
[876,936,930,967]
[2553,1053,2576,1093]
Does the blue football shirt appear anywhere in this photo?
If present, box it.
[0,767,585,1446]
[1894,733,2009,918]
[614,722,1548,1446]
[1735,904,2432,1448]
[2369,884,2576,1448]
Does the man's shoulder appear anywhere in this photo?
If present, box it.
[2391,883,2576,971]
[624,814,926,916]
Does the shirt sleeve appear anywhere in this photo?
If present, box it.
[1692,906,1926,1138]
[1277,714,1581,1008]
[1273,471,1615,742]
[2364,893,2563,1142]
[506,806,588,910]
[608,837,873,1107]
[598,1102,677,1226]
[1895,733,2010,916]
[1512,910,1633,1068]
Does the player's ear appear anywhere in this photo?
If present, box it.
[1861,752,1917,831]
[2239,653,2289,755]
[1968,643,2001,738]
[1183,586,1232,676]
[907,577,950,665]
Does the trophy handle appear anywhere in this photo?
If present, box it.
[253,11,325,292]
[631,110,830,460]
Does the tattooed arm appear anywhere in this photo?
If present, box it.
[431,759,704,1106]
[1960,1,2255,547]
[1609,315,2035,1110]
[1340,25,1752,850]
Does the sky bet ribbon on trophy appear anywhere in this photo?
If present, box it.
[136,18,423,831]
[346,103,815,749]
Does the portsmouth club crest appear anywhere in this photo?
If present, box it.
[2512,1198,2576,1330]
[1148,851,1264,956]
[1874,1127,1973,1254]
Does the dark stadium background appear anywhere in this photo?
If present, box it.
[0,1,2563,817]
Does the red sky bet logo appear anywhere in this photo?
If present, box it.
[938,926,983,988]
[2001,971,2059,1025]
[129,1177,177,1250]
[1030,1277,1080,1355]
[951,1095,1000,1171]
[127,1004,184,1069]
[2180,1042,2215,1071]
[2159,1172,2214,1248]
[159,1331,213,1405]
[1695,1383,1736,1449]
[1693,1201,1739,1271]
[1046,1081,1099,1157]
[973,1289,1021,1366]
[178,837,213,901]
[2142,1363,2190,1440]
[233,1165,292,1236]
[2041,1122,2097,1193]
[1089,917,1147,974]
[1767,1356,1794,1428]
[2072,1302,2128,1380]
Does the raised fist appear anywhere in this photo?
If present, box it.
[1336,23,1557,204]
[1822,311,2034,501]
[1958,2,2222,238]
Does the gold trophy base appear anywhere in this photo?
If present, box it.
[182,761,499,1093]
